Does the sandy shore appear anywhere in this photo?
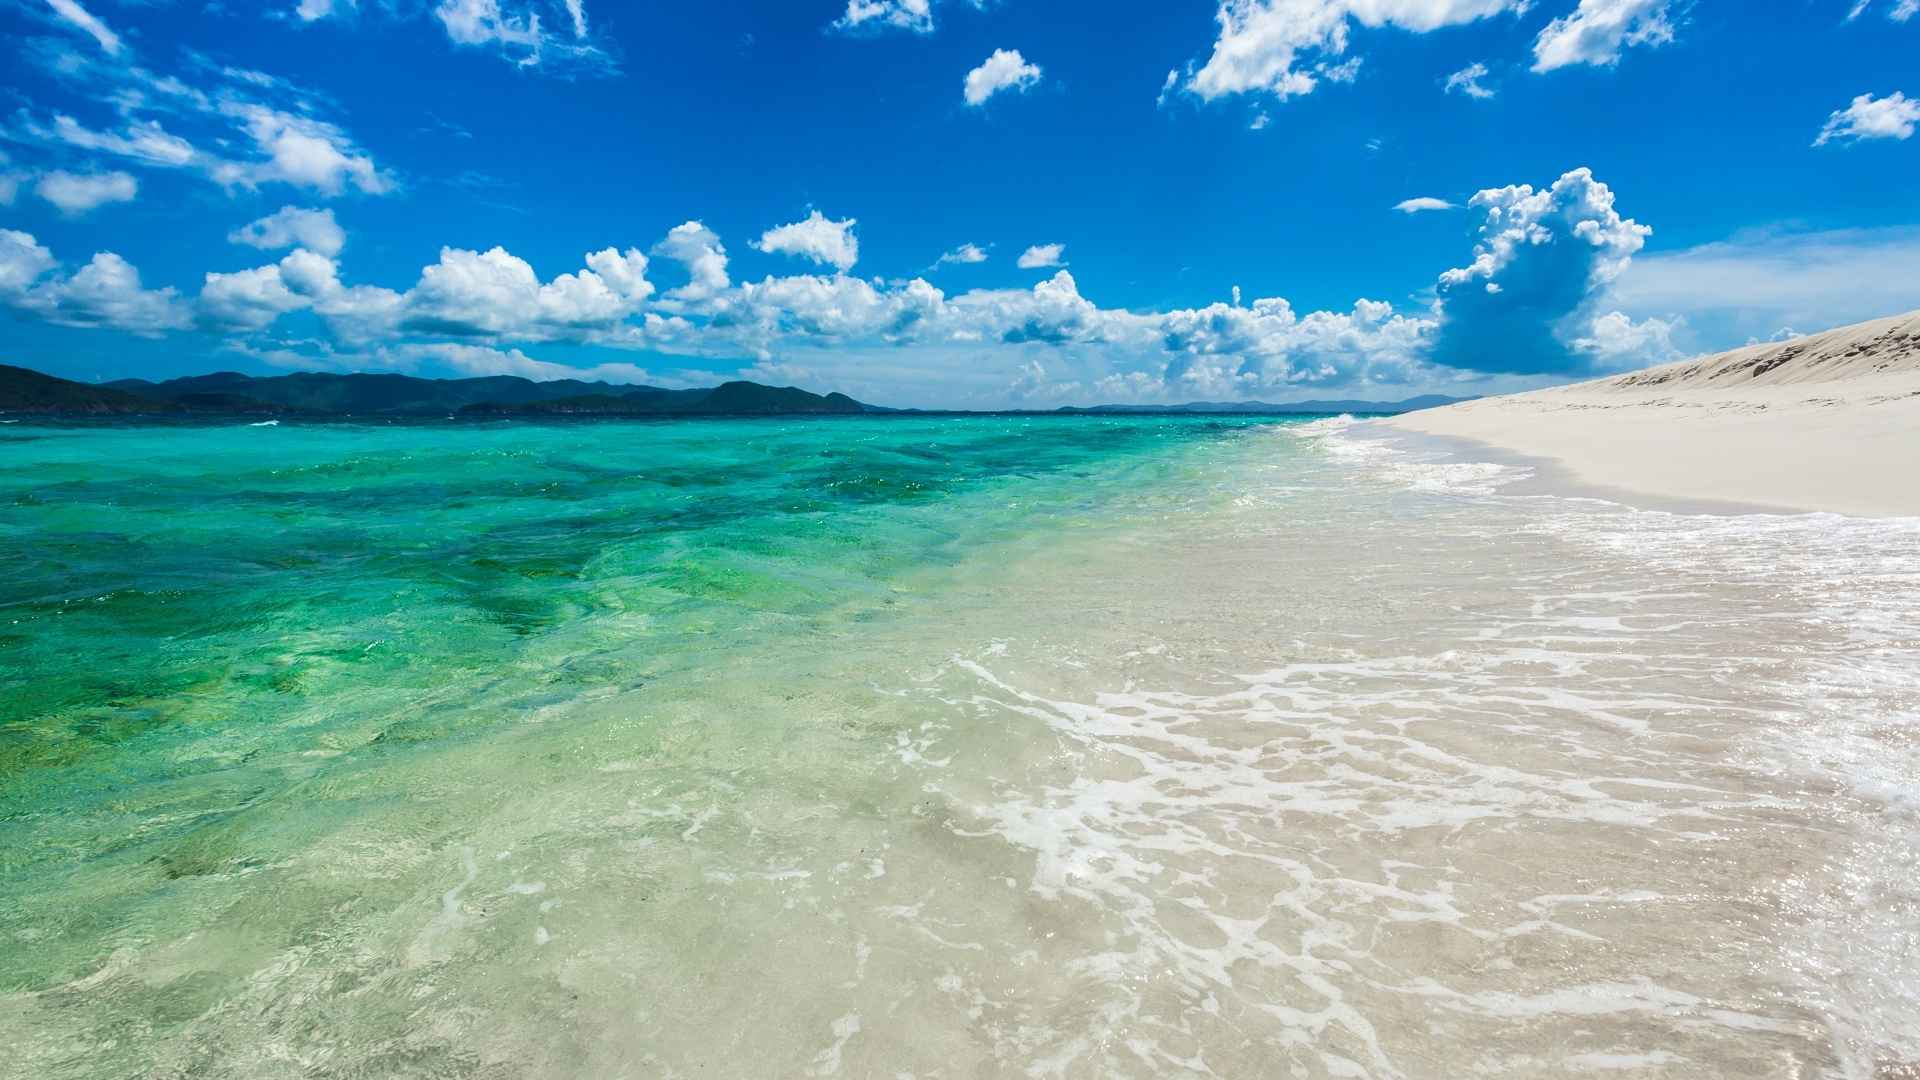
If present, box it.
[1383,310,1920,517]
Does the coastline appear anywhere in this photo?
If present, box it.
[1350,420,1807,516]
[1380,310,1920,518]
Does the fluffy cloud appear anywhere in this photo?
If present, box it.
[0,230,56,294]
[754,211,859,271]
[963,49,1043,106]
[1815,92,1920,145]
[400,245,653,337]
[1444,62,1493,98]
[1530,0,1675,72]
[189,240,656,341]
[34,170,137,215]
[1395,197,1455,212]
[1157,296,1433,397]
[726,273,944,355]
[833,0,934,33]
[652,222,731,304]
[1017,244,1065,269]
[1567,308,1680,369]
[1429,167,1655,374]
[199,252,325,333]
[229,206,346,258]
[0,229,190,334]
[964,270,1109,344]
[4,170,1682,402]
[0,217,1465,394]
[221,107,393,195]
[196,246,406,337]
[31,254,188,333]
[1185,0,1519,102]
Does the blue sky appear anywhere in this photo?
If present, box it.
[1,0,1916,406]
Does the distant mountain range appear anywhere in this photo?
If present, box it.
[0,366,865,417]
[0,365,294,415]
[98,370,741,415]
[2,364,1467,418]
[461,382,865,416]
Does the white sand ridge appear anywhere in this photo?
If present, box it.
[1569,309,1920,399]
[1384,309,1920,516]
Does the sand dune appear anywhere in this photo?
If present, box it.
[1384,310,1920,516]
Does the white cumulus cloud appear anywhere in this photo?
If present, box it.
[0,175,1695,404]
[190,240,655,343]
[1430,167,1658,374]
[223,106,394,195]
[229,206,347,258]
[1395,197,1455,212]
[35,170,137,216]
[0,229,190,334]
[0,229,56,295]
[1156,295,1433,398]
[1185,0,1519,102]
[754,211,860,271]
[199,253,325,333]
[652,222,731,304]
[1816,92,1920,145]
[1016,244,1065,269]
[1531,0,1675,72]
[399,244,654,338]
[964,49,1043,106]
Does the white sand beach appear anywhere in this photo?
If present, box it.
[1384,310,1920,517]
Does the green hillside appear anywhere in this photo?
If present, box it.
[106,371,667,415]
[13,365,867,417]
[1,365,185,414]
[460,381,867,416]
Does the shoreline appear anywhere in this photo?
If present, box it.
[1350,420,1809,517]
[1380,310,1920,519]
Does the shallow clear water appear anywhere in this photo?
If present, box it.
[2,414,1917,1078]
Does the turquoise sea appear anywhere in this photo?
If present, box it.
[3,415,1918,1078]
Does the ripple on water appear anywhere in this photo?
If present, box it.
[0,416,1915,1078]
